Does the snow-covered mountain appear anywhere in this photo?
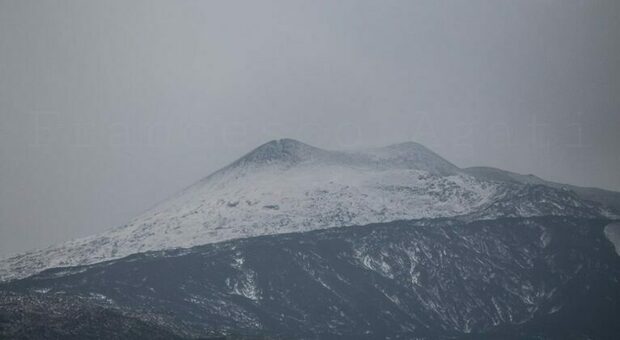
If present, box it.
[0,139,617,281]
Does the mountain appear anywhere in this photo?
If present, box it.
[1,139,618,281]
[2,217,619,339]
[463,166,620,212]
[0,291,185,340]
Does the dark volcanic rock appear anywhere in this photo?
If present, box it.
[2,217,619,339]
[0,291,184,340]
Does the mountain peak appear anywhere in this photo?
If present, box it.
[226,138,460,175]
[363,141,460,175]
[382,141,427,150]
[2,138,617,282]
[231,138,326,167]
[374,141,443,157]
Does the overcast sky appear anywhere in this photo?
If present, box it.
[1,0,619,257]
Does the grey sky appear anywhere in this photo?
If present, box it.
[1,0,619,257]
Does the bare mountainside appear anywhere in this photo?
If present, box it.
[2,217,619,339]
[1,139,618,281]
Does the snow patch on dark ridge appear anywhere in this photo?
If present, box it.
[604,223,620,256]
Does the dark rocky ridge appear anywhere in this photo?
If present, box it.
[2,217,619,339]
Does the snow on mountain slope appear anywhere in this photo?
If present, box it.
[0,139,615,281]
[464,166,620,212]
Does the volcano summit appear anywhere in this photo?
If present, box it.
[1,139,618,281]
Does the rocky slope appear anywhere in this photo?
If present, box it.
[2,217,619,339]
[1,139,617,281]
[463,166,620,212]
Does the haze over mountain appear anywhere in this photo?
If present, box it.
[3,1,619,338]
[1,139,618,282]
[3,0,620,262]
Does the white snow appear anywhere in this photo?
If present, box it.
[0,139,611,281]
[604,223,620,256]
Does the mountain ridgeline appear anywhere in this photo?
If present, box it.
[1,139,617,282]
[1,139,619,339]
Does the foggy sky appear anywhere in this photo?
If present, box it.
[1,0,619,257]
